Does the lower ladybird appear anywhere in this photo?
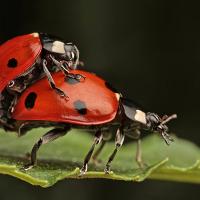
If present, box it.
[9,70,176,174]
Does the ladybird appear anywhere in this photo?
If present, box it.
[0,33,84,128]
[11,70,177,174]
[0,33,81,93]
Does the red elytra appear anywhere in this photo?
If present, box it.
[12,70,120,125]
[0,33,42,91]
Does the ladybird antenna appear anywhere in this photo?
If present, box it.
[158,114,177,145]
[160,114,177,125]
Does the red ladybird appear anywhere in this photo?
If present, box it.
[0,33,83,128]
[11,70,176,174]
[0,33,81,93]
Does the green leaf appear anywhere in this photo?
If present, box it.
[0,128,199,187]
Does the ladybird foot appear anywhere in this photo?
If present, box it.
[136,160,148,169]
[79,164,88,176]
[20,163,34,171]
[75,74,85,82]
[67,73,85,82]
[55,88,69,101]
[104,165,111,174]
[62,95,69,102]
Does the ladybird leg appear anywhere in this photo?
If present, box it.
[22,126,70,171]
[7,94,18,118]
[135,138,146,168]
[50,55,85,81]
[92,132,112,165]
[80,130,103,175]
[91,140,106,165]
[128,129,147,168]
[73,44,80,69]
[0,93,15,130]
[104,128,125,174]
[49,55,69,76]
[42,60,69,100]
[67,73,86,82]
[125,129,146,168]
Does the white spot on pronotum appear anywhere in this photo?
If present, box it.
[52,41,65,54]
[115,93,121,101]
[32,33,39,37]
[134,110,147,124]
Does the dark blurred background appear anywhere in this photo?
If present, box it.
[0,0,200,199]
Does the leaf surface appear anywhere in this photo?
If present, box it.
[0,128,199,187]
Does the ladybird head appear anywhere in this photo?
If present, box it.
[40,33,80,69]
[121,98,177,145]
[59,42,79,69]
[49,41,79,70]
[145,112,177,145]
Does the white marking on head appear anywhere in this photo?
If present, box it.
[134,110,147,124]
[32,33,39,37]
[52,41,65,54]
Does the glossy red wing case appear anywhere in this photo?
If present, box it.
[0,33,42,91]
[12,70,120,125]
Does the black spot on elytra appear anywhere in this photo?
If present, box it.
[25,92,37,109]
[7,58,18,68]
[65,76,80,85]
[73,100,87,115]
[105,81,118,93]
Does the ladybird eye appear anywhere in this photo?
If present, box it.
[151,116,160,124]
[146,112,161,129]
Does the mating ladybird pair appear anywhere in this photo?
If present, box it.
[0,33,177,174]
